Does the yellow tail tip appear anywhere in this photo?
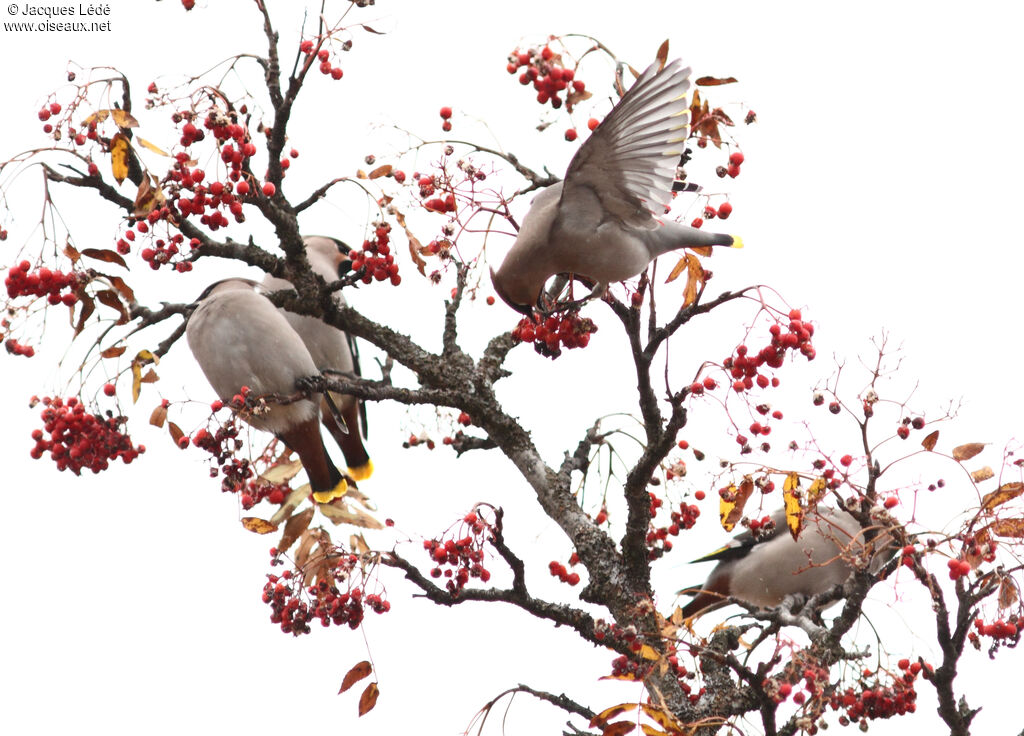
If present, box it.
[313,478,348,504]
[348,459,374,482]
[730,235,744,249]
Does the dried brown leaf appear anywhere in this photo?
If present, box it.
[320,501,384,529]
[406,228,427,276]
[339,661,372,694]
[368,164,392,180]
[640,727,669,736]
[971,466,995,483]
[100,345,127,359]
[73,295,95,337]
[357,682,379,716]
[132,175,166,218]
[140,368,159,384]
[64,242,81,264]
[81,248,128,269]
[110,132,130,184]
[95,289,129,324]
[922,430,939,451]
[953,443,986,462]
[149,404,167,428]
[655,39,669,69]
[167,421,185,447]
[350,533,371,555]
[999,575,1019,609]
[260,458,304,485]
[981,482,1024,512]
[102,274,136,303]
[293,529,319,570]
[241,517,279,534]
[991,517,1024,538]
[695,76,739,86]
[278,507,315,555]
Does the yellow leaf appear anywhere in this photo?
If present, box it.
[640,704,679,732]
[640,727,669,736]
[149,404,167,428]
[82,109,111,126]
[136,137,169,156]
[591,704,638,728]
[784,475,803,539]
[783,472,801,492]
[339,660,372,694]
[922,430,939,451]
[357,682,379,716]
[639,645,661,661]
[971,466,995,483]
[807,477,827,504]
[131,361,142,403]
[664,256,688,284]
[110,132,130,184]
[111,109,139,129]
[953,443,986,462]
[241,517,279,534]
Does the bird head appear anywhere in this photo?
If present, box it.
[489,266,535,316]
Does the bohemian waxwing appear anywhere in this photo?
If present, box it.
[679,507,893,618]
[491,57,741,314]
[186,278,348,503]
[261,236,372,482]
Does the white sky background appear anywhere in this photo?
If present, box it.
[1,1,1023,734]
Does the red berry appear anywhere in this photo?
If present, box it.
[717,201,733,219]
[840,454,853,467]
[439,106,453,120]
[694,490,705,501]
[884,496,899,509]
[261,182,276,197]
[564,128,578,142]
[728,151,744,166]
[102,383,116,397]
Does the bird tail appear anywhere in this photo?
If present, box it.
[645,221,743,259]
[320,394,373,481]
[278,416,348,503]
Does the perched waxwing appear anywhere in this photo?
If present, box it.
[491,57,741,314]
[262,236,372,482]
[186,278,348,503]
[679,507,893,618]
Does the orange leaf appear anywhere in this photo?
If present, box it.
[921,430,939,451]
[664,256,688,284]
[149,404,167,428]
[695,76,739,86]
[981,482,1024,512]
[640,727,670,736]
[241,517,279,534]
[602,722,637,736]
[339,660,372,694]
[953,443,986,462]
[100,345,127,358]
[168,421,184,446]
[368,164,393,180]
[591,704,638,729]
[357,682,379,716]
[81,248,128,269]
[64,242,81,264]
[110,132,130,184]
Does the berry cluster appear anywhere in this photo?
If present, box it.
[5,261,81,305]
[439,106,452,133]
[507,45,587,111]
[189,408,258,495]
[548,556,581,586]
[4,338,35,357]
[894,414,927,439]
[831,663,922,725]
[30,395,144,474]
[511,313,597,357]
[423,509,494,596]
[716,150,744,179]
[262,565,389,637]
[299,39,347,81]
[646,493,701,560]
[351,223,401,286]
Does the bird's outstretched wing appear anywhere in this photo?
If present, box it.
[561,58,691,229]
